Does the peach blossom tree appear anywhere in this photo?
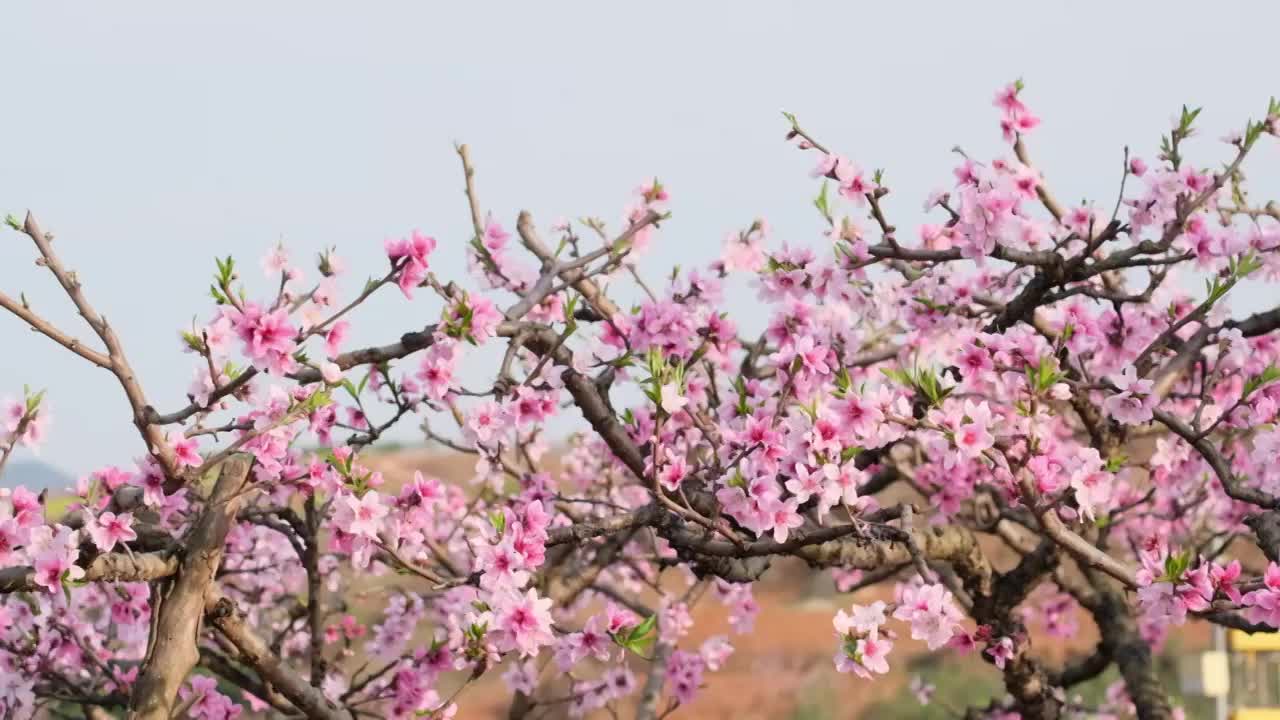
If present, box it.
[4,82,1280,720]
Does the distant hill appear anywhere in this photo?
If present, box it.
[1,459,76,492]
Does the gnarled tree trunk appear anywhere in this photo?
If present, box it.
[128,455,253,720]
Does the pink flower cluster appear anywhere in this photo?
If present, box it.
[1243,563,1280,626]
[832,600,893,678]
[1,396,48,451]
[893,582,965,650]
[1134,538,1241,628]
[8,80,1280,720]
[385,230,438,299]
[223,302,298,375]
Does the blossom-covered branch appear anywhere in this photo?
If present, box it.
[4,82,1280,720]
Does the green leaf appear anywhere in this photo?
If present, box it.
[183,330,207,353]
[303,389,332,411]
[1244,364,1280,399]
[1178,105,1202,135]
[630,613,657,641]
[60,569,83,605]
[1105,453,1128,474]
[646,347,664,378]
[4,214,21,232]
[915,367,950,406]
[1204,276,1229,306]
[880,367,912,387]
[85,476,101,509]
[24,388,46,414]
[213,255,236,286]
[913,297,953,315]
[608,353,635,370]
[1234,251,1263,279]
[834,366,852,394]
[1025,356,1063,395]
[615,613,658,656]
[1162,550,1191,583]
[1245,119,1265,147]
[643,386,660,406]
[814,181,831,220]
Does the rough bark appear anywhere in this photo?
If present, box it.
[127,455,253,720]
[199,646,297,715]
[1246,510,1280,563]
[303,497,326,688]
[205,593,355,720]
[506,692,534,720]
[1052,648,1112,688]
[0,550,177,593]
[1078,570,1173,720]
[969,541,1063,720]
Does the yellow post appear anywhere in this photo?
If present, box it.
[1229,630,1280,718]
[1229,630,1280,652]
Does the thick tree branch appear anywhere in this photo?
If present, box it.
[1051,647,1112,688]
[129,455,253,720]
[199,646,298,715]
[205,592,354,720]
[0,550,177,594]
[1018,476,1138,587]
[1076,569,1173,720]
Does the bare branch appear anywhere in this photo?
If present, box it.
[0,289,111,368]
[20,213,181,482]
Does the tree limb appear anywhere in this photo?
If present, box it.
[128,455,253,720]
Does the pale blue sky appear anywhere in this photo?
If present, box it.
[2,1,1278,477]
